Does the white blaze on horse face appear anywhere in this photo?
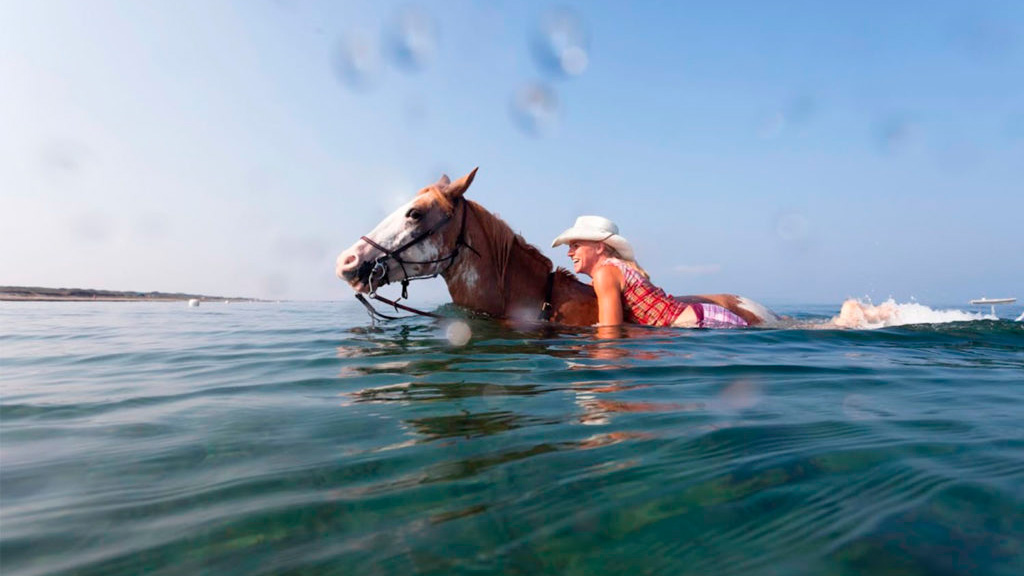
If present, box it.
[346,195,446,286]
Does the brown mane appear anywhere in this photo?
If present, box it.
[434,194,598,324]
[464,199,553,291]
[465,203,587,304]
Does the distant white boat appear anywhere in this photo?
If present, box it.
[969,297,1016,305]
[188,299,200,307]
[969,297,1016,317]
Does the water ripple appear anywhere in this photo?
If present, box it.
[1,302,1021,575]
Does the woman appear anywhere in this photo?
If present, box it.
[552,216,749,328]
[552,215,896,329]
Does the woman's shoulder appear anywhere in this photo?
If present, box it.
[600,257,637,277]
[597,257,636,285]
[592,259,623,292]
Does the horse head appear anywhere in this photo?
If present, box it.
[336,168,478,294]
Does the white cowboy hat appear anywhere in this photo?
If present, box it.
[551,215,635,261]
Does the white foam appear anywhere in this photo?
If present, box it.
[841,298,992,329]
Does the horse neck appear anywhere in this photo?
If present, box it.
[442,202,551,317]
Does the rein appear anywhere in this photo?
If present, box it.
[355,198,477,321]
[355,293,441,321]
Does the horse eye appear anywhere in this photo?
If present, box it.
[405,208,423,221]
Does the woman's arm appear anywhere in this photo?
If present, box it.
[592,264,624,326]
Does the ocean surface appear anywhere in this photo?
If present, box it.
[2,300,1022,576]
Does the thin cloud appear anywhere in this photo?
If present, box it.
[673,264,722,276]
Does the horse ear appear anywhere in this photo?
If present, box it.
[436,174,451,187]
[444,167,478,199]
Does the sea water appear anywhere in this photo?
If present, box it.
[1,300,1022,576]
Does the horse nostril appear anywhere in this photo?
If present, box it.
[337,251,361,280]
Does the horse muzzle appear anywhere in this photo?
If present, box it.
[337,247,393,294]
[337,249,371,293]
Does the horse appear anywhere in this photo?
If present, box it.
[336,168,780,327]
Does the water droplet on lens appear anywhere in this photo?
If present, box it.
[785,95,816,125]
[948,17,1015,61]
[718,380,760,411]
[509,83,560,137]
[403,94,428,125]
[134,213,170,242]
[842,393,874,420]
[1005,114,1024,141]
[876,117,915,154]
[757,111,786,139]
[386,6,438,72]
[40,139,90,178]
[775,212,808,243]
[559,46,588,76]
[334,31,381,90]
[446,321,471,346]
[274,235,328,262]
[532,8,589,77]
[262,273,289,298]
[272,0,299,12]
[70,212,113,243]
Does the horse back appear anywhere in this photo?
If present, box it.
[675,294,779,326]
[551,270,598,326]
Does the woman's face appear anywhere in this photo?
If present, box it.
[567,240,604,276]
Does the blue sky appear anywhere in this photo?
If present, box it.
[1,0,1021,304]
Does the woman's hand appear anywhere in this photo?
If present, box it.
[592,264,624,326]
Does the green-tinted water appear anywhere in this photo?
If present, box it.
[2,301,1022,575]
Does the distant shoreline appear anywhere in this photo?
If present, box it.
[0,286,257,303]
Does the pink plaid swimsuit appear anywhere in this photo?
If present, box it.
[600,258,748,328]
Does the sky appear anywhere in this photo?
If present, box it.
[1,0,1022,305]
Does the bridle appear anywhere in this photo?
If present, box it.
[354,197,479,321]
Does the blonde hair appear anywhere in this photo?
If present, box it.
[602,244,650,280]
